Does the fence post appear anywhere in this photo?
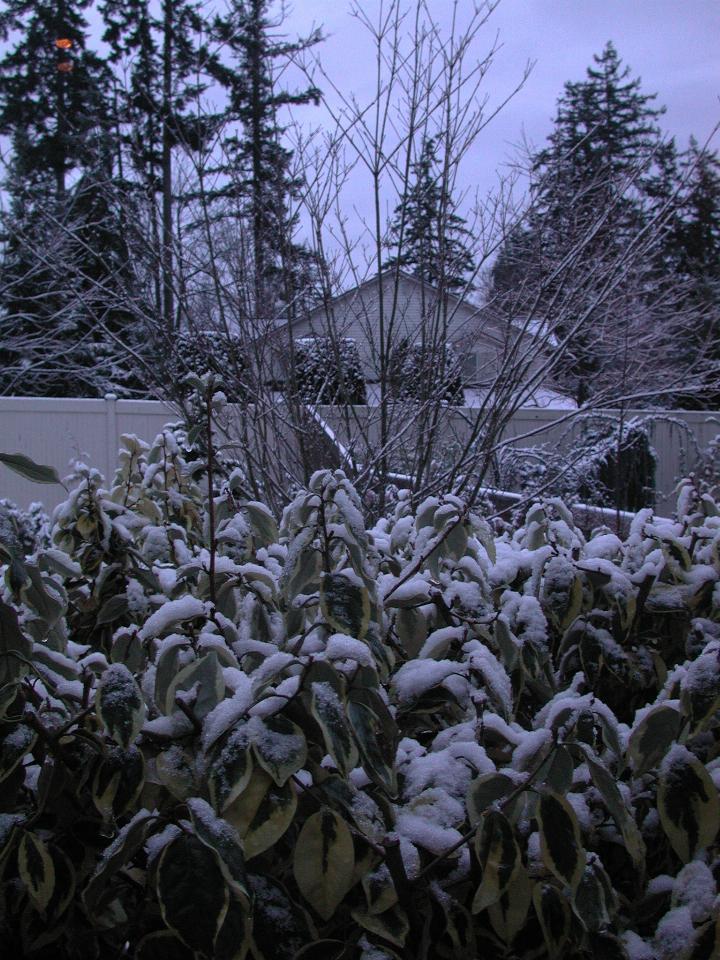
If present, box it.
[105,394,117,486]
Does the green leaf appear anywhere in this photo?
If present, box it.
[320,573,370,639]
[292,941,361,960]
[293,808,355,921]
[157,832,230,955]
[281,526,321,601]
[466,773,515,828]
[154,639,189,714]
[689,916,719,960]
[22,565,67,641]
[32,642,78,683]
[40,548,81,580]
[0,599,32,685]
[187,797,251,909]
[310,672,358,776]
[0,682,20,721]
[135,931,196,960]
[214,898,251,960]
[578,746,645,870]
[251,714,307,787]
[157,745,198,801]
[395,606,427,657]
[165,651,224,720]
[362,865,398,916]
[351,904,409,948]
[243,501,279,547]
[472,811,521,913]
[533,882,571,957]
[657,746,720,863]
[0,815,22,879]
[97,663,145,748]
[661,536,692,573]
[96,593,130,625]
[573,855,616,933]
[45,846,76,921]
[493,618,518,671]
[537,745,574,795]
[586,931,632,960]
[1,722,36,784]
[680,652,720,732]
[444,520,469,561]
[92,745,145,819]
[487,866,533,946]
[84,810,155,913]
[438,896,477,958]
[225,767,297,859]
[111,630,145,673]
[207,725,253,812]
[537,791,585,891]
[249,874,312,960]
[0,452,62,485]
[19,831,55,913]
[347,692,397,796]
[628,703,682,775]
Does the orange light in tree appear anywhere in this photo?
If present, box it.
[55,38,72,49]
[57,60,73,73]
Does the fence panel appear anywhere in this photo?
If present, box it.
[1,396,718,515]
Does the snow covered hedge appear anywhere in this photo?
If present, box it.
[1,427,719,959]
[294,337,366,405]
[389,339,463,404]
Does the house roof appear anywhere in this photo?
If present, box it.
[271,268,543,357]
[307,266,480,315]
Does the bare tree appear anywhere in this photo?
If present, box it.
[1,0,716,522]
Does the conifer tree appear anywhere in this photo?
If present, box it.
[491,43,671,405]
[0,0,135,396]
[670,140,720,407]
[675,139,720,284]
[384,136,475,291]
[101,0,213,331]
[0,0,111,201]
[210,0,322,316]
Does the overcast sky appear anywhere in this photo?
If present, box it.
[280,0,719,240]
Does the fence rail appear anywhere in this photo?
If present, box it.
[0,395,717,515]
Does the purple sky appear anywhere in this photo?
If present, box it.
[281,0,719,242]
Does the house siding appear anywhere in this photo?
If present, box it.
[291,272,507,384]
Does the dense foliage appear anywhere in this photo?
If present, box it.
[383,136,475,292]
[389,340,464,405]
[294,337,366,405]
[1,428,719,959]
[498,419,657,513]
[491,42,720,408]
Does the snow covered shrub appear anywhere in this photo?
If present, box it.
[0,499,50,555]
[294,337,366,404]
[694,430,720,498]
[389,339,463,404]
[163,330,248,403]
[498,419,657,513]
[1,431,719,958]
[576,421,656,511]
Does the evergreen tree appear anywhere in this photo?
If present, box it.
[384,136,475,291]
[491,43,671,405]
[101,0,214,332]
[0,0,111,200]
[210,0,322,316]
[669,140,720,407]
[0,0,137,397]
[675,139,720,283]
[533,42,664,237]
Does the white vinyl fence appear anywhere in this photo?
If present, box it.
[0,396,179,511]
[0,395,718,515]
